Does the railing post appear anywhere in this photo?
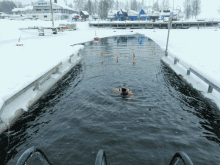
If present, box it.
[187,69,191,75]
[69,54,74,63]
[54,67,59,74]
[208,85,213,93]
[34,82,39,91]
[174,58,178,64]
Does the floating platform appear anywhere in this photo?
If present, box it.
[89,21,220,29]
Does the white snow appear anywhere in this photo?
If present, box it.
[0,19,220,125]
[82,11,89,15]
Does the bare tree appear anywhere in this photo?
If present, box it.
[115,0,119,10]
[108,0,115,11]
[191,0,201,19]
[152,0,159,11]
[183,0,192,19]
[161,0,169,10]
[125,0,129,11]
[68,3,73,8]
[84,0,92,15]
[98,0,110,19]
[130,0,137,11]
[137,2,142,11]
[73,0,85,11]
[93,0,98,14]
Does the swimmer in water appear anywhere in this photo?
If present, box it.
[113,83,134,102]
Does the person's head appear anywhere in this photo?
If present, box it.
[121,87,128,95]
[121,84,128,95]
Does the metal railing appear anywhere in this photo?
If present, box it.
[165,54,220,94]
[169,151,193,165]
[0,51,82,123]
[16,147,52,165]
[16,147,192,165]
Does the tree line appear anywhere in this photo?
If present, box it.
[183,0,201,19]
[72,0,173,19]
[0,1,18,14]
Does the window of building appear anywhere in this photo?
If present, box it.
[44,15,47,18]
[44,9,49,12]
[36,9,41,11]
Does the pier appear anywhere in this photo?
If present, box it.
[89,21,220,29]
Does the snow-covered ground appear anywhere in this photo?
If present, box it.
[0,19,220,125]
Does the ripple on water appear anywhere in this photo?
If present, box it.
[2,35,220,165]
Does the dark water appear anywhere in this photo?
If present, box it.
[1,35,220,165]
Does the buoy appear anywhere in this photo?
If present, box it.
[102,62,103,65]
[16,44,23,46]
[133,62,135,65]
[117,56,118,62]
[101,52,103,57]
[94,37,99,41]
[94,31,99,41]
[153,31,156,32]
[154,53,156,55]
[131,31,133,32]
[133,53,135,60]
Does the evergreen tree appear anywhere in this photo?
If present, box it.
[0,1,17,14]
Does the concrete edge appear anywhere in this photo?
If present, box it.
[0,53,84,135]
[161,57,219,111]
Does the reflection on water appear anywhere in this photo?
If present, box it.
[0,35,220,165]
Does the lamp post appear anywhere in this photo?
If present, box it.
[50,0,54,28]
[165,12,173,56]
[50,0,57,34]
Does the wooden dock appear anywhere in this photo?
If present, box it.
[89,21,220,29]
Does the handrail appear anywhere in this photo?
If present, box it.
[190,68,220,93]
[0,62,62,111]
[0,50,81,123]
[95,149,107,165]
[16,148,194,165]
[169,151,193,165]
[16,147,52,165]
[165,54,220,94]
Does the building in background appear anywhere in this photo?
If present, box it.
[11,0,78,20]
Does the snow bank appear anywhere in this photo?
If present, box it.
[1,19,220,125]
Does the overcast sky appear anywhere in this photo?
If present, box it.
[11,0,220,18]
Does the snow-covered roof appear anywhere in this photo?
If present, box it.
[82,11,89,15]
[120,9,127,12]
[54,3,75,11]
[71,13,79,17]
[109,10,118,14]
[12,6,33,12]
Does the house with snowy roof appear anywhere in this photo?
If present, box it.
[12,0,78,20]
